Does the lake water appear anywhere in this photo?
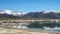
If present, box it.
[27,27,60,32]
[26,22,60,32]
[3,22,60,32]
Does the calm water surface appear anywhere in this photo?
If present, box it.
[8,22,60,32]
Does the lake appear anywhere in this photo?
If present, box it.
[1,21,60,32]
[27,21,60,32]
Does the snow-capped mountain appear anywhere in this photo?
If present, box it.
[0,10,60,19]
[42,10,60,14]
[23,10,60,19]
[0,10,27,16]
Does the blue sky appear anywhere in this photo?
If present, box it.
[0,0,60,12]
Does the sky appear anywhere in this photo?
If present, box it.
[0,0,60,12]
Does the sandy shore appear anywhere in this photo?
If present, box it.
[0,27,60,34]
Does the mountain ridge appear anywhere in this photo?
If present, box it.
[0,10,60,19]
[22,10,60,19]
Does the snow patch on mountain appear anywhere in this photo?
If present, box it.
[4,10,13,14]
[0,10,27,16]
[43,10,60,14]
[0,10,14,14]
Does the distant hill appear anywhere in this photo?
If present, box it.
[22,10,60,19]
[0,14,19,20]
[0,10,26,20]
[0,10,60,20]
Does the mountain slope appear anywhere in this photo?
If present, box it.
[0,10,26,16]
[0,14,19,20]
[0,10,60,19]
[0,10,27,20]
[22,10,60,19]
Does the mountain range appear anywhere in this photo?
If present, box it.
[0,10,60,19]
[0,10,27,19]
[22,10,60,19]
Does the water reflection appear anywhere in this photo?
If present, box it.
[1,21,60,32]
[27,21,60,32]
[27,22,60,28]
[9,23,28,29]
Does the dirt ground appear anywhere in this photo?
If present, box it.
[0,27,60,34]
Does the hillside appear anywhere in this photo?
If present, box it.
[0,10,60,19]
[22,10,60,19]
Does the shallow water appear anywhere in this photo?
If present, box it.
[27,26,60,32]
[4,22,60,32]
[26,22,60,32]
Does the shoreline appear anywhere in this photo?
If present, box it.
[4,27,60,34]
